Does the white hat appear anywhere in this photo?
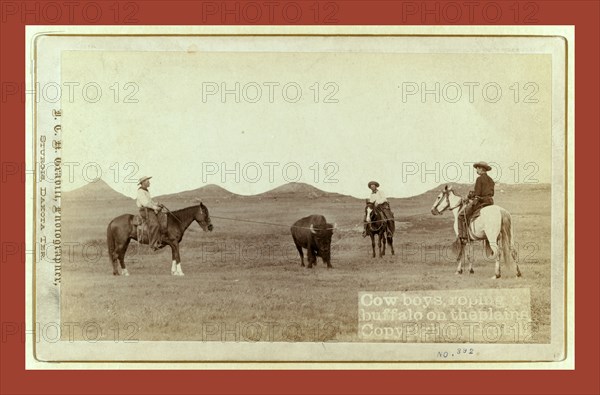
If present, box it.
[138,176,152,185]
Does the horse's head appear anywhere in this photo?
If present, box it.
[431,185,461,215]
[195,202,213,232]
[365,199,377,222]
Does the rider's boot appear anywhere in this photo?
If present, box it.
[151,235,162,251]
[457,215,470,246]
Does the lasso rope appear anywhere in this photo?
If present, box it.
[208,213,427,231]
[209,215,337,230]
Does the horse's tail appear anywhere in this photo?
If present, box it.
[509,211,518,262]
[387,218,395,239]
[500,209,515,271]
[107,221,117,265]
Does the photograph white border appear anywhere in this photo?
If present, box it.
[25,25,574,369]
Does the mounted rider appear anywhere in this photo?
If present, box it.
[457,162,495,241]
[136,176,165,250]
[362,181,395,237]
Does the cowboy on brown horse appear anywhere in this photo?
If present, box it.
[136,175,165,250]
[457,162,495,242]
[362,181,395,238]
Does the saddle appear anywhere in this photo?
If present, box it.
[133,212,168,227]
[132,212,168,244]
[132,214,143,226]
[132,214,148,244]
[469,208,482,224]
[466,201,493,225]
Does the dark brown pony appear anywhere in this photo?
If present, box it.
[106,203,213,276]
[364,201,395,258]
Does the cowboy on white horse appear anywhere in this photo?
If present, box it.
[457,162,495,242]
[430,183,521,278]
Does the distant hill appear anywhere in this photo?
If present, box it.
[397,182,551,202]
[63,179,132,201]
[257,182,351,200]
[152,182,355,203]
[63,180,551,205]
[157,184,240,201]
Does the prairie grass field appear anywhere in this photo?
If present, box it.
[60,184,552,343]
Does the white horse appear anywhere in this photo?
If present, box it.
[430,185,521,279]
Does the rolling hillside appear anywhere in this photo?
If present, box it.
[62,179,132,202]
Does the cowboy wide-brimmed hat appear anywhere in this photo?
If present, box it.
[138,175,152,185]
[473,162,492,171]
[367,181,380,188]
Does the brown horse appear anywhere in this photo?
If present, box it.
[106,203,213,276]
[364,200,395,258]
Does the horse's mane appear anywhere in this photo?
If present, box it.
[449,189,462,197]
[170,204,204,221]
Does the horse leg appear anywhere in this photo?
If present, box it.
[507,243,522,278]
[109,241,120,276]
[466,242,474,274]
[455,243,464,275]
[370,235,376,258]
[112,240,130,275]
[111,251,120,276]
[505,236,522,278]
[387,234,395,256]
[119,239,131,276]
[107,227,121,275]
[513,248,522,277]
[494,255,501,279]
[381,233,386,257]
[377,234,383,258]
[170,241,184,276]
[488,241,501,279]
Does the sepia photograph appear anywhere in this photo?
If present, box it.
[27,26,571,364]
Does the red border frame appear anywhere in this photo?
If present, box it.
[1,1,598,394]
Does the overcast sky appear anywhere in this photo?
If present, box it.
[61,45,552,199]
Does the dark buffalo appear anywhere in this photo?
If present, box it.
[291,215,334,268]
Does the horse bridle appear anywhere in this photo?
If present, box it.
[366,205,385,232]
[433,190,463,214]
